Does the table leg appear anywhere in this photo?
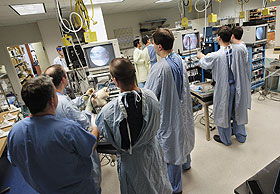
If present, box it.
[203,103,210,141]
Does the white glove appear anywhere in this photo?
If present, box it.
[85,96,94,113]
[91,87,109,108]
[83,88,95,101]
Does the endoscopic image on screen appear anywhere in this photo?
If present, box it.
[87,44,115,68]
[256,27,264,41]
[182,33,198,51]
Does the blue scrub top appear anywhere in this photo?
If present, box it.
[7,115,98,194]
[147,44,157,66]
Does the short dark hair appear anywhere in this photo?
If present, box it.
[232,26,243,40]
[217,26,232,43]
[133,39,140,48]
[44,64,66,88]
[21,76,55,114]
[152,28,174,50]
[110,58,136,88]
[142,36,150,45]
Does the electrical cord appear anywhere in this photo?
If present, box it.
[194,0,210,42]
[258,90,280,102]
[55,0,84,33]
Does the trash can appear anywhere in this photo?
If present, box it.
[266,67,280,90]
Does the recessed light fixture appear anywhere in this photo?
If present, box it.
[84,0,124,5]
[155,0,173,3]
[9,3,46,16]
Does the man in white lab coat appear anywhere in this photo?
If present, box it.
[133,39,148,88]
[197,26,249,146]
[53,46,69,71]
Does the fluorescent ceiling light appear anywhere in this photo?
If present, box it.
[155,0,173,3]
[84,0,124,5]
[9,3,46,16]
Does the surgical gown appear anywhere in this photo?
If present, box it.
[145,57,195,165]
[198,45,251,128]
[55,92,101,193]
[96,89,173,194]
[234,42,251,110]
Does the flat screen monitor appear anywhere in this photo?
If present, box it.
[82,39,121,71]
[182,32,200,51]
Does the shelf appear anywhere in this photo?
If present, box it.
[252,50,264,54]
[252,66,264,71]
[267,20,276,23]
[187,66,200,71]
[14,62,24,67]
[251,81,265,90]
[10,55,23,58]
[20,76,30,83]
[252,57,265,63]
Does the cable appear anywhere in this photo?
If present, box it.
[194,0,210,42]
[55,0,84,33]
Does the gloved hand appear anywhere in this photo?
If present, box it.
[83,88,95,101]
[85,96,94,113]
[91,87,109,108]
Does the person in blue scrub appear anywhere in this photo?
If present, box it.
[7,76,99,194]
[145,28,195,194]
[44,64,101,193]
[197,26,249,146]
[142,35,160,70]
[95,58,172,194]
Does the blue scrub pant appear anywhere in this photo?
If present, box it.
[138,82,145,88]
[217,84,247,146]
[167,154,191,193]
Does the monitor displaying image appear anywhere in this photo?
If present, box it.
[182,33,199,51]
[256,26,266,41]
[84,43,115,69]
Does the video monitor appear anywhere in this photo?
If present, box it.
[256,26,266,41]
[83,43,115,69]
[182,32,199,51]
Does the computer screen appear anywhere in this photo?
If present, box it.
[256,26,266,41]
[182,32,199,51]
[84,43,115,69]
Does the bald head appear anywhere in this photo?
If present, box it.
[110,58,136,89]
[44,64,66,88]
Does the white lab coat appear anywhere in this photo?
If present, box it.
[53,56,69,71]
[199,44,251,128]
[133,48,148,83]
